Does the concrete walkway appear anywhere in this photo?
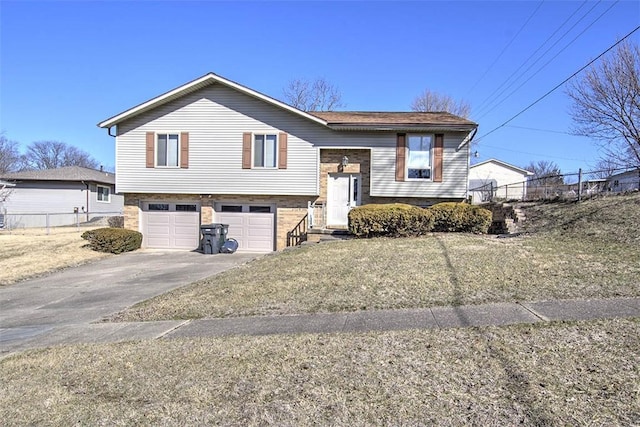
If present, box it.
[164,297,640,339]
[2,293,638,358]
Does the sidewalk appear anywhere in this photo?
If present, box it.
[3,297,638,357]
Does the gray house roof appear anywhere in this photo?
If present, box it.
[1,166,115,185]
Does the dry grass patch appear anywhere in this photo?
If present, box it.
[1,318,638,426]
[110,232,640,321]
[0,227,111,286]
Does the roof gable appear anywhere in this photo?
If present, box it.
[99,72,478,132]
[98,73,327,129]
[0,166,115,185]
[470,159,533,176]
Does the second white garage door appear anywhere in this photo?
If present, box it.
[215,204,274,252]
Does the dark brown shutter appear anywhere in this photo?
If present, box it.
[145,132,155,168]
[180,132,189,168]
[395,133,406,181]
[242,132,252,169]
[433,133,444,182]
[278,132,288,169]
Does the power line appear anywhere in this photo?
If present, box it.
[505,125,579,135]
[467,1,545,95]
[476,0,619,121]
[474,0,592,116]
[474,25,640,143]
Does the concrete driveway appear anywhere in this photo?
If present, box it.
[0,250,260,356]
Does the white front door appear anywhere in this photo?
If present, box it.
[327,174,361,227]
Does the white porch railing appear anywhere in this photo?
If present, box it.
[307,201,326,229]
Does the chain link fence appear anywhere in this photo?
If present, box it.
[470,167,640,204]
[0,211,124,234]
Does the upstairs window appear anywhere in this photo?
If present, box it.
[97,185,110,202]
[253,134,277,168]
[407,135,432,179]
[157,134,180,167]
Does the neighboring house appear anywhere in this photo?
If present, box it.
[98,72,478,252]
[0,166,123,228]
[606,168,640,193]
[469,159,533,204]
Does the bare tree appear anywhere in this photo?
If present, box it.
[566,40,640,167]
[525,160,564,187]
[411,89,471,118]
[22,141,99,170]
[282,78,345,111]
[0,135,22,174]
[0,182,13,203]
[590,158,622,179]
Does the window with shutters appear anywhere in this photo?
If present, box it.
[407,134,432,180]
[156,134,180,167]
[253,134,278,168]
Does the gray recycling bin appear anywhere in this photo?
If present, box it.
[200,223,229,254]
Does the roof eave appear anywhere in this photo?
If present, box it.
[326,124,478,132]
[98,73,328,129]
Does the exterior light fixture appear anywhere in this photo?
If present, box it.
[341,156,349,167]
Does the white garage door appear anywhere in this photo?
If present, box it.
[215,204,274,252]
[141,202,200,250]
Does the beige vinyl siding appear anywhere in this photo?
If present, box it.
[115,83,471,199]
[116,85,320,195]
[369,134,470,199]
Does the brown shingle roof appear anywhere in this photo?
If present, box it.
[1,166,115,185]
[310,111,477,128]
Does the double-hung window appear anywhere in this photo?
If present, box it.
[407,134,432,179]
[157,134,180,167]
[253,134,277,168]
[96,185,110,202]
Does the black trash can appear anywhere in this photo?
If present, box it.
[200,223,230,254]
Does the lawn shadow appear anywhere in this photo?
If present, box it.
[435,235,556,425]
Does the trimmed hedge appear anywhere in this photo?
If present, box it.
[81,227,142,254]
[429,202,492,234]
[348,203,434,238]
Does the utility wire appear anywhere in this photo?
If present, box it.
[505,125,579,135]
[474,25,640,143]
[474,0,591,115]
[476,0,618,120]
[467,1,545,94]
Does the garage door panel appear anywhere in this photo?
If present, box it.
[142,203,200,250]
[216,211,274,253]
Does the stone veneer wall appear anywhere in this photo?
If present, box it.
[123,193,311,251]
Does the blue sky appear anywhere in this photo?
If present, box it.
[1,0,638,173]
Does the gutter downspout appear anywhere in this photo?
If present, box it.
[82,181,89,222]
[463,128,479,202]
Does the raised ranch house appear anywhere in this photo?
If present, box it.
[469,159,533,204]
[0,166,123,228]
[98,73,478,252]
